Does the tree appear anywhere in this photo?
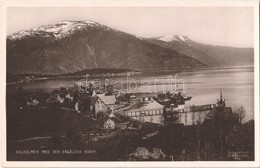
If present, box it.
[234,106,246,124]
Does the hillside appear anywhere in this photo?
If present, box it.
[148,35,254,66]
[7,21,205,75]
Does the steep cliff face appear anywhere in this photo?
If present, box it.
[7,21,205,75]
[148,35,254,66]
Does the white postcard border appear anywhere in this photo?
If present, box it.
[1,0,259,167]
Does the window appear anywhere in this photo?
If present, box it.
[159,110,162,114]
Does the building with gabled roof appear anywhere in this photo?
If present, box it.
[94,94,117,118]
[125,100,164,124]
[99,95,116,105]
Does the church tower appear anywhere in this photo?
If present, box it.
[216,89,226,108]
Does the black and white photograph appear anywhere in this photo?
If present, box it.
[1,0,259,167]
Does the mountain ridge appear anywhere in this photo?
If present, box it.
[148,35,254,66]
[7,20,205,75]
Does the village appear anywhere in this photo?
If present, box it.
[13,77,238,127]
[6,77,254,161]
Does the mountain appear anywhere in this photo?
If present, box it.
[7,21,205,75]
[148,35,254,66]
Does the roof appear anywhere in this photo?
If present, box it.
[98,95,116,105]
[123,92,157,99]
[136,100,164,111]
[206,107,233,120]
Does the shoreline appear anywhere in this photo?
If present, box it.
[6,64,254,85]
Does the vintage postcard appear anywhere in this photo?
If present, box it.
[1,0,259,167]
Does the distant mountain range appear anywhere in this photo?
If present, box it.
[148,35,254,66]
[7,20,253,75]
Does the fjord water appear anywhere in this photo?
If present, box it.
[150,65,254,122]
[10,65,254,122]
[181,65,254,122]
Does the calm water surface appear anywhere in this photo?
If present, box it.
[8,65,254,122]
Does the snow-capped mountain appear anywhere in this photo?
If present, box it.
[148,35,254,66]
[7,20,205,75]
[157,35,190,43]
[8,20,112,41]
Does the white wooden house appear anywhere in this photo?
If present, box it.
[94,94,117,117]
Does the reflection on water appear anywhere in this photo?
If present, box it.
[8,65,254,122]
[180,65,254,122]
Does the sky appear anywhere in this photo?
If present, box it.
[7,7,254,47]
